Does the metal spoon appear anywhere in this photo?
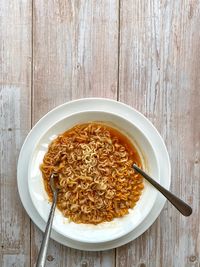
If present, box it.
[36,174,58,267]
[133,164,192,216]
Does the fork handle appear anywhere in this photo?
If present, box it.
[36,193,57,267]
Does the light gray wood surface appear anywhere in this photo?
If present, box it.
[0,0,32,266]
[0,1,199,267]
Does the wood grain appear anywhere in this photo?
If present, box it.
[117,1,200,267]
[32,0,119,119]
[31,1,118,266]
[0,0,32,266]
[1,0,200,266]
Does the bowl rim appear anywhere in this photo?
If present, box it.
[28,109,160,243]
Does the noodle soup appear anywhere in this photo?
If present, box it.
[40,122,144,225]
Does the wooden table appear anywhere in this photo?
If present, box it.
[1,1,199,266]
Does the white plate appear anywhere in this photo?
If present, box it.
[17,98,171,251]
[28,110,159,243]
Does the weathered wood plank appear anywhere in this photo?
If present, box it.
[117,1,200,267]
[32,0,118,119]
[31,1,119,266]
[0,0,32,266]
[1,0,199,266]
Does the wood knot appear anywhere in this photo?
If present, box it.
[76,63,81,69]
[8,128,12,131]
[81,260,88,267]
[189,255,196,262]
[139,263,146,267]
[47,255,54,261]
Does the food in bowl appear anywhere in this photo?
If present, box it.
[40,122,144,225]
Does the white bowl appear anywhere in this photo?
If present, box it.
[28,110,159,243]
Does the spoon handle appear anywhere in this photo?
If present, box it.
[133,164,192,216]
[36,193,58,267]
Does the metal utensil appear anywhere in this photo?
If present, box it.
[133,164,192,216]
[36,174,58,267]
